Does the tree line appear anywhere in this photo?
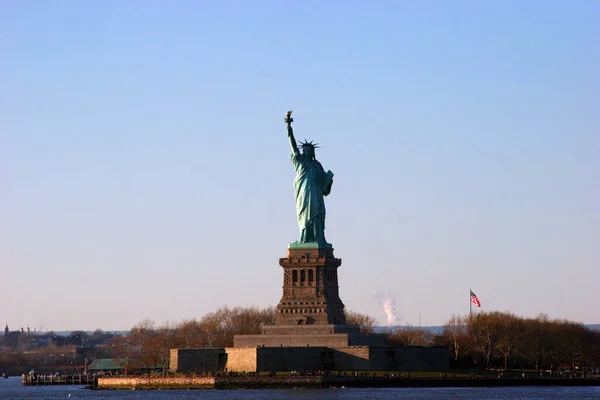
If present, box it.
[110,306,277,373]
[2,307,598,375]
[118,307,599,375]
[438,312,600,373]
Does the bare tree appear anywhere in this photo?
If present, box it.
[108,334,137,374]
[174,319,207,348]
[129,319,158,374]
[387,325,433,346]
[155,322,177,375]
[443,314,468,361]
[197,306,276,347]
[345,310,378,333]
[494,312,524,370]
[468,313,501,368]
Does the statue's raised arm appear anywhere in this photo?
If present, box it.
[285,110,300,156]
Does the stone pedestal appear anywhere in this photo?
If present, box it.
[233,245,387,348]
[275,247,346,325]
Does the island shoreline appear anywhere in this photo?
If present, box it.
[95,376,600,390]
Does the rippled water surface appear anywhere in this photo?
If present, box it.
[2,377,599,400]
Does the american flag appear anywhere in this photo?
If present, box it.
[470,290,481,307]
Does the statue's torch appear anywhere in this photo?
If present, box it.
[284,110,293,123]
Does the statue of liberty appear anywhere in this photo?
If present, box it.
[285,111,334,247]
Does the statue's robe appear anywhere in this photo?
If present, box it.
[291,151,333,244]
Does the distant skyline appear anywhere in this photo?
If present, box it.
[2,1,598,331]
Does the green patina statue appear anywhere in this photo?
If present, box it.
[285,111,334,248]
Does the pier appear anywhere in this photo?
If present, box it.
[22,374,97,386]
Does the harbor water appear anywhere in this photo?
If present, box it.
[2,376,600,399]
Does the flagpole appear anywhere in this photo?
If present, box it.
[469,288,472,317]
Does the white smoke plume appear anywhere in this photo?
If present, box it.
[379,296,399,326]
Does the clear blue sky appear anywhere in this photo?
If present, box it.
[2,1,598,331]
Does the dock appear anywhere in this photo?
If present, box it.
[22,374,97,386]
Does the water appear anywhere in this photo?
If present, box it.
[2,377,599,400]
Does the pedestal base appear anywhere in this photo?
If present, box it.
[233,324,387,348]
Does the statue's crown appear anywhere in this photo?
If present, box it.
[298,139,319,149]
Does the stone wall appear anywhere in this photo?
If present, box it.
[98,376,323,390]
[98,376,215,389]
[170,346,450,373]
[393,346,449,371]
[261,324,360,335]
[367,346,449,371]
[224,348,257,372]
[234,333,350,348]
[97,375,600,390]
[347,332,387,346]
[235,324,387,347]
[169,348,224,373]
[255,347,329,372]
[333,347,371,370]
